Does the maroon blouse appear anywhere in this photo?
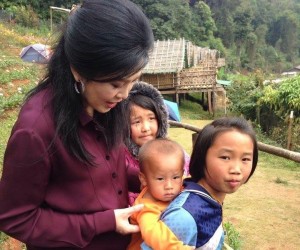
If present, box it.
[0,89,140,249]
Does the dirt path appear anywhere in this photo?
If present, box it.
[223,163,300,249]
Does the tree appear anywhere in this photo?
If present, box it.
[245,32,257,68]
[132,0,193,40]
[278,12,299,62]
[233,9,253,57]
[190,1,216,42]
[1,0,75,19]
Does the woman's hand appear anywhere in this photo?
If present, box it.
[114,204,144,235]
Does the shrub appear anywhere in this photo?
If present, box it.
[14,5,39,28]
[227,74,300,152]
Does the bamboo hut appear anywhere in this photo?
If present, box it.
[141,38,226,114]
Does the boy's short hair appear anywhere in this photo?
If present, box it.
[138,138,185,172]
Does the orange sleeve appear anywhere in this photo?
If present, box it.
[137,202,193,250]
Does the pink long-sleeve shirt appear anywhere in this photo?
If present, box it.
[0,89,140,250]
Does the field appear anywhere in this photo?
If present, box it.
[0,22,300,249]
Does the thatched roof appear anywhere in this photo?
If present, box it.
[143,38,220,74]
[143,39,185,74]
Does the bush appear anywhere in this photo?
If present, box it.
[227,74,300,152]
[13,5,39,28]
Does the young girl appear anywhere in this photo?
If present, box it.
[141,117,258,249]
[123,81,190,205]
[0,1,153,249]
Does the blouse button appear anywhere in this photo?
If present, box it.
[112,172,117,178]
[106,155,110,160]
[118,190,123,195]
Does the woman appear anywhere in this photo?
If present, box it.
[0,0,154,249]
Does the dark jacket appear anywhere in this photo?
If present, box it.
[0,88,140,250]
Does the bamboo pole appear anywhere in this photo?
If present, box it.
[287,111,294,150]
[168,120,300,163]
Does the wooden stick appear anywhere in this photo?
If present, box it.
[168,120,300,163]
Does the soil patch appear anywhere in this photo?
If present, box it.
[223,165,300,249]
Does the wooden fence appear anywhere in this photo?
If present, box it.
[168,120,300,163]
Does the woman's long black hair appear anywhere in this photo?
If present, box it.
[26,0,154,164]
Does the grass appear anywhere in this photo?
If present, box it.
[259,151,299,171]
[0,23,50,48]
[223,222,242,250]
[0,66,37,84]
[0,81,37,113]
[0,22,45,115]
[0,109,19,175]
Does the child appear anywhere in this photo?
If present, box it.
[127,138,194,250]
[142,117,259,249]
[123,81,190,205]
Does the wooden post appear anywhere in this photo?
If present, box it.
[49,6,71,33]
[208,91,212,114]
[176,72,180,104]
[287,111,294,150]
[212,88,216,117]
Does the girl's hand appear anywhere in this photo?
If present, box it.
[114,204,144,235]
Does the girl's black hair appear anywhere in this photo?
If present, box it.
[26,0,154,164]
[189,117,258,182]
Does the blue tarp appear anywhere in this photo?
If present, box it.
[217,79,232,86]
[163,99,181,122]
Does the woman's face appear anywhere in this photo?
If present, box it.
[130,104,158,147]
[72,69,142,117]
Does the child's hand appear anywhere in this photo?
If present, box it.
[183,246,195,250]
[114,204,144,235]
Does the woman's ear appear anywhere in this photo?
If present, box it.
[70,66,81,82]
[138,172,147,187]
